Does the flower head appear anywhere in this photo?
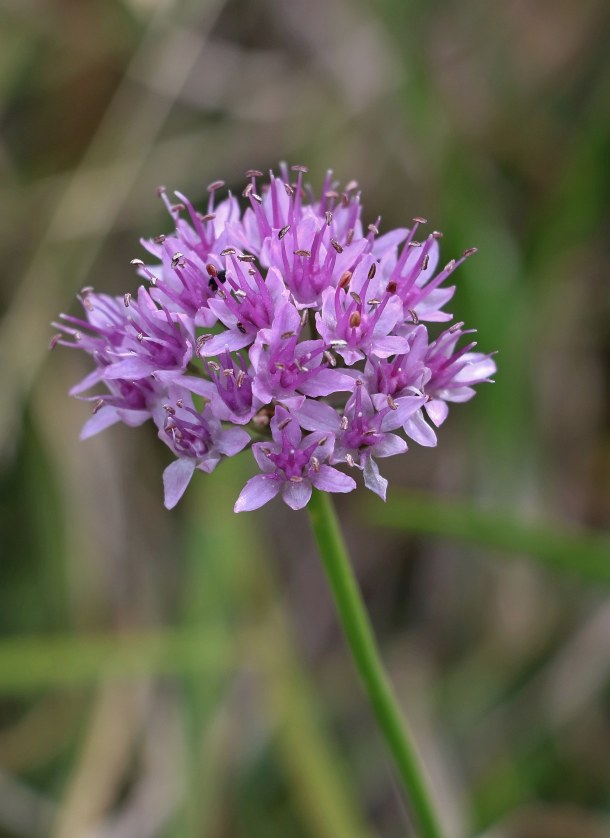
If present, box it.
[53,165,495,511]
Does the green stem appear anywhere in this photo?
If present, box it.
[308,489,443,838]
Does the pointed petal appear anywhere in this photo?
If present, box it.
[403,411,437,447]
[234,474,281,512]
[311,465,356,494]
[363,456,388,501]
[163,459,196,509]
[282,479,313,510]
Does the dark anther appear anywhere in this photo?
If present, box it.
[237,322,247,334]
[278,225,290,239]
[386,280,398,294]
[331,239,343,253]
[408,308,419,324]
[368,263,377,279]
[338,271,352,289]
[294,249,311,258]
[207,180,225,192]
[153,234,166,244]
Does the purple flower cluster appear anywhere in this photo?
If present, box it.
[52,165,495,512]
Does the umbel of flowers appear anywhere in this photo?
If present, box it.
[52,165,496,512]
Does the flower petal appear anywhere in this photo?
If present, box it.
[163,458,196,509]
[282,479,313,510]
[234,474,281,512]
[311,465,356,494]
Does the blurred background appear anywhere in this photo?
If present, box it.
[0,0,609,836]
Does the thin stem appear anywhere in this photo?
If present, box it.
[308,489,443,838]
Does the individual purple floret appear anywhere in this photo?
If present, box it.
[158,391,250,509]
[234,407,356,512]
[53,164,495,511]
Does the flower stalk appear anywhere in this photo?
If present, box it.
[308,489,443,838]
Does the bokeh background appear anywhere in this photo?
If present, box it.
[1,0,609,836]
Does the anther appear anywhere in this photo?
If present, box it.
[245,169,263,178]
[463,247,478,257]
[413,216,428,225]
[310,456,321,473]
[222,368,234,377]
[422,254,430,270]
[130,258,144,266]
[206,263,218,276]
[284,183,295,197]
[325,211,333,226]
[323,351,337,367]
[155,185,166,196]
[220,247,236,256]
[236,371,246,388]
[290,475,304,483]
[408,240,422,248]
[368,263,377,279]
[294,249,311,258]
[242,183,253,198]
[278,225,290,239]
[124,293,131,307]
[346,228,355,245]
[386,280,398,293]
[196,334,213,350]
[340,416,349,430]
[432,230,444,239]
[153,234,166,244]
[277,417,292,430]
[236,322,247,334]
[350,291,362,304]
[171,203,185,213]
[387,395,398,410]
[281,331,295,339]
[408,308,419,324]
[338,271,352,289]
[330,339,348,347]
[49,334,62,350]
[291,164,308,173]
[368,224,379,235]
[200,213,216,222]
[449,321,465,333]
[444,259,456,272]
[137,332,144,342]
[349,311,361,328]
[207,180,225,192]
[163,404,176,415]
[171,252,184,268]
[346,453,356,467]
[238,254,256,262]
[93,399,105,414]
[367,298,381,308]
[331,239,343,253]
[234,289,247,298]
[345,180,358,192]
[325,190,339,200]
[251,193,262,203]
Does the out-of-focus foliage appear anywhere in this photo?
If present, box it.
[0,0,609,836]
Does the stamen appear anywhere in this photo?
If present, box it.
[325,211,333,226]
[294,249,311,258]
[221,247,236,256]
[346,228,355,245]
[463,247,478,257]
[350,291,362,304]
[207,180,225,192]
[278,225,290,239]
[238,254,256,262]
[368,263,377,279]
[124,293,131,307]
[236,322,247,334]
[49,334,61,350]
[340,416,349,430]
[291,164,308,173]
[386,280,398,293]
[349,311,361,328]
[338,271,352,289]
[387,395,398,410]
[331,239,343,253]
[281,331,296,339]
[245,169,263,177]
[130,258,144,266]
[408,308,419,324]
[310,456,320,472]
[153,234,165,244]
[323,350,336,367]
[413,216,428,224]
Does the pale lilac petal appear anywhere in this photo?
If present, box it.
[363,456,388,501]
[217,427,250,457]
[282,479,313,510]
[372,433,407,458]
[163,459,196,509]
[403,411,437,447]
[234,474,281,512]
[252,442,277,473]
[311,465,356,494]
[426,398,449,427]
[198,330,252,357]
[299,369,355,397]
[80,406,121,440]
[104,357,154,379]
[295,399,340,433]
[380,395,427,431]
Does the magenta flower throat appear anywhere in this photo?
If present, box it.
[52,164,496,512]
